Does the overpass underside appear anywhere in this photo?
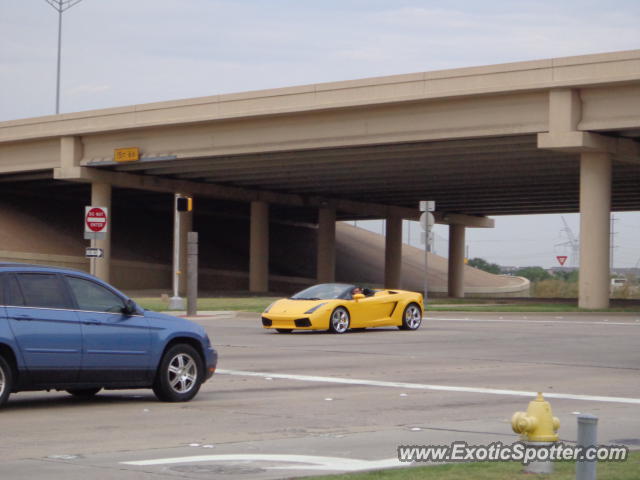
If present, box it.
[1,50,640,308]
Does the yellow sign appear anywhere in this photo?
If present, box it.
[114,147,140,163]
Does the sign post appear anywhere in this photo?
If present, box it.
[169,194,184,310]
[420,201,436,305]
[84,206,108,276]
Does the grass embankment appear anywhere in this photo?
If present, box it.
[134,297,280,313]
[133,296,639,314]
[306,451,640,480]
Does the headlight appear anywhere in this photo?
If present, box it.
[264,301,276,313]
[304,302,327,314]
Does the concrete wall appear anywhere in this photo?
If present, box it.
[0,192,529,296]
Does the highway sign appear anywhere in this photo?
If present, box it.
[85,247,104,258]
[419,212,435,231]
[114,147,140,163]
[85,207,108,233]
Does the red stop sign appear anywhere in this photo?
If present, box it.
[85,207,108,233]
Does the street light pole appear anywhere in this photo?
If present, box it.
[44,0,84,114]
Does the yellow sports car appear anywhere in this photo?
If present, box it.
[261,283,424,334]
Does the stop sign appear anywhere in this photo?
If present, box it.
[85,207,108,233]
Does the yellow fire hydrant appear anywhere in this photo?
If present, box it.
[511,392,560,474]
[512,392,560,441]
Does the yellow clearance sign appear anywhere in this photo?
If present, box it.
[114,147,140,163]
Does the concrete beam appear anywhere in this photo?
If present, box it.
[433,212,495,228]
[579,152,612,309]
[384,216,402,289]
[538,131,639,164]
[90,183,111,283]
[448,224,466,298]
[316,207,336,283]
[53,166,419,219]
[249,201,269,293]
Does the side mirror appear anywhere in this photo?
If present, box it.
[353,293,365,301]
[123,299,138,315]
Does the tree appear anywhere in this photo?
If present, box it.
[514,266,552,282]
[467,257,502,274]
[554,269,579,283]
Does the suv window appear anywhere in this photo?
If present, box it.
[15,273,69,309]
[66,276,126,313]
[6,275,25,306]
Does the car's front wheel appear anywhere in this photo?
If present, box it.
[0,356,12,408]
[329,307,350,334]
[400,303,422,330]
[153,344,204,402]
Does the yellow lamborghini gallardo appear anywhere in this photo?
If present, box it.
[261,283,424,334]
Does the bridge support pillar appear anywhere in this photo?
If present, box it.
[385,215,402,289]
[178,209,193,296]
[448,224,466,298]
[249,200,269,293]
[90,182,112,283]
[579,152,611,309]
[316,207,336,283]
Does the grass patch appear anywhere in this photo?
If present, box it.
[133,297,639,314]
[306,451,640,480]
[426,304,639,313]
[134,297,279,313]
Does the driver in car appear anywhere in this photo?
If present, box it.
[351,286,375,298]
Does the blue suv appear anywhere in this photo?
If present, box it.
[0,263,217,407]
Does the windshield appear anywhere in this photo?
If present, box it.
[291,283,354,300]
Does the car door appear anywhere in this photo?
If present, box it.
[64,275,152,384]
[5,272,82,385]
[350,293,399,327]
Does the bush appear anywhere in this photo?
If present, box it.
[533,279,578,298]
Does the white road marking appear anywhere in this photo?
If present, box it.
[425,316,639,326]
[217,369,640,405]
[121,453,401,471]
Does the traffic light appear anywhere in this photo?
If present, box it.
[176,195,193,212]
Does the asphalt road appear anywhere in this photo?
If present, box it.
[1,311,639,479]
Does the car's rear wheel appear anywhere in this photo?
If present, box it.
[329,307,350,334]
[0,356,12,408]
[153,344,203,402]
[399,303,422,330]
[276,329,293,333]
[67,388,101,399]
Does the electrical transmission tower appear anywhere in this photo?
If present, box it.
[44,0,85,114]
[555,216,579,267]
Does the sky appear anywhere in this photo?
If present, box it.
[1,1,639,268]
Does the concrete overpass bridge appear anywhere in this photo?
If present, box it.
[1,49,639,308]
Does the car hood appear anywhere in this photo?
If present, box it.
[268,298,335,315]
[144,310,205,335]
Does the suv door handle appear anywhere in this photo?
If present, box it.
[15,313,33,321]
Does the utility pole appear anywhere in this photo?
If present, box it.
[44,0,84,114]
[556,216,579,267]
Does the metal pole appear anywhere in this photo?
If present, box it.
[187,232,198,316]
[56,8,62,114]
[576,414,598,480]
[45,0,85,114]
[169,194,185,310]
[424,227,429,304]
